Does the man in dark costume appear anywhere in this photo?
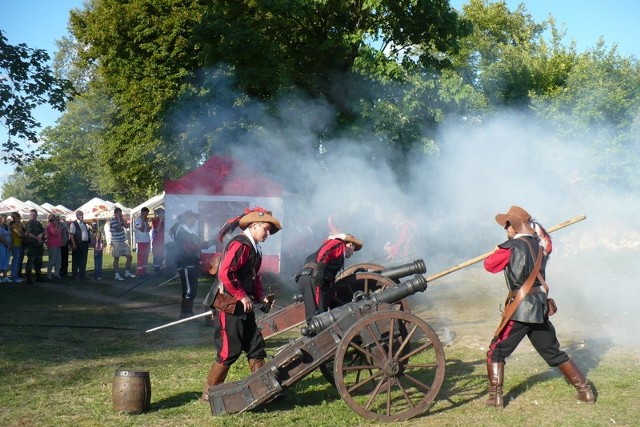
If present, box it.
[483,205,595,408]
[295,232,363,324]
[170,210,211,319]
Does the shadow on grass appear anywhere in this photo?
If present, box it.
[256,373,340,412]
[148,392,199,412]
[422,357,485,417]
[503,335,610,405]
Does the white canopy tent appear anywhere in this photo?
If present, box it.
[0,197,49,220]
[41,203,74,217]
[73,197,117,221]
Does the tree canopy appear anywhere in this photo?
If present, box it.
[0,31,73,166]
[2,0,640,204]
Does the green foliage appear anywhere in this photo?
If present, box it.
[531,42,640,192]
[0,31,73,166]
[183,0,474,163]
[24,88,114,208]
[453,0,577,107]
[0,169,34,201]
[4,0,640,201]
[69,0,208,203]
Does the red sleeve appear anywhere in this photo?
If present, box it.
[219,241,252,301]
[483,247,511,273]
[218,241,264,301]
[387,224,412,257]
[316,239,345,263]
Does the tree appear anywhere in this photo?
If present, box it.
[24,87,116,209]
[0,31,73,166]
[531,42,640,193]
[184,0,476,171]
[452,0,577,108]
[68,0,208,203]
[0,169,34,201]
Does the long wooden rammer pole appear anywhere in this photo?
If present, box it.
[426,215,587,283]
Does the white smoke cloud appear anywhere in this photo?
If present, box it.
[170,71,639,350]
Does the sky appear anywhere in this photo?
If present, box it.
[1,0,639,188]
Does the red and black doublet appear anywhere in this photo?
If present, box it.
[295,238,347,324]
[213,234,266,366]
[484,235,568,366]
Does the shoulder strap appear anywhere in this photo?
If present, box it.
[522,238,550,294]
[493,239,542,337]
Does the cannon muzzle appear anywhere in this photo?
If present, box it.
[377,259,426,281]
[302,274,428,336]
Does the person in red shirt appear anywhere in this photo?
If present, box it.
[483,205,595,408]
[295,233,363,324]
[200,207,282,403]
[384,212,417,261]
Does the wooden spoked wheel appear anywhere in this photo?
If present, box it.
[320,273,410,386]
[335,263,384,282]
[333,311,445,422]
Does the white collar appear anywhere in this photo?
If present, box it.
[179,223,197,235]
[513,233,534,239]
[242,228,261,253]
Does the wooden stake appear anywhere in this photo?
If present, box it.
[426,215,586,283]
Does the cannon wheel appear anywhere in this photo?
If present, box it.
[319,273,410,386]
[335,262,384,282]
[333,310,445,422]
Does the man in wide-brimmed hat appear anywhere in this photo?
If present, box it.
[200,207,282,403]
[295,232,363,325]
[482,205,595,408]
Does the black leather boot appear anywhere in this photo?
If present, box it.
[179,298,194,319]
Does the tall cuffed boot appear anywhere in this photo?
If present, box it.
[200,362,230,403]
[485,361,505,408]
[179,298,194,319]
[248,358,265,373]
[558,359,595,404]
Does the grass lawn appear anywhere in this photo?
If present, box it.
[0,250,638,426]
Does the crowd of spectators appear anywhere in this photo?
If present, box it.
[0,206,165,283]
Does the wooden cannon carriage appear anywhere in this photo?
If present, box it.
[208,274,446,422]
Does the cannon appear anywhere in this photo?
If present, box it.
[208,273,446,422]
[257,259,426,339]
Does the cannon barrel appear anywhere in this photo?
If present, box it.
[375,259,426,281]
[302,274,428,336]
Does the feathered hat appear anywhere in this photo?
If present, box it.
[218,207,282,241]
[329,233,363,251]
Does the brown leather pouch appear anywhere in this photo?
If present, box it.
[213,292,239,315]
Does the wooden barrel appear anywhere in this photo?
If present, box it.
[112,370,151,414]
